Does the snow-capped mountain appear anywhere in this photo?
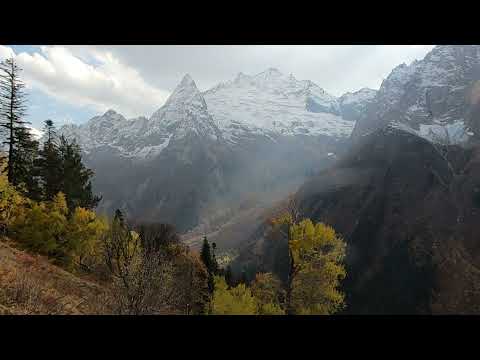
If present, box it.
[203,68,356,142]
[352,45,480,144]
[61,75,223,159]
[58,69,369,231]
[60,69,372,160]
[338,88,377,122]
[151,74,221,142]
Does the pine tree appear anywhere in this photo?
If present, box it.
[37,120,62,200]
[14,125,41,199]
[58,135,101,212]
[0,57,38,193]
[114,208,125,227]
[200,236,212,271]
[200,236,215,293]
[211,242,219,274]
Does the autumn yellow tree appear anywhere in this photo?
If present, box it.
[0,169,28,233]
[10,191,107,267]
[67,207,108,271]
[269,197,346,315]
[11,192,69,259]
[251,273,285,315]
[211,276,258,315]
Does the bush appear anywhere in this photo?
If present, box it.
[10,192,107,267]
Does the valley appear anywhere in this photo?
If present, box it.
[2,44,480,314]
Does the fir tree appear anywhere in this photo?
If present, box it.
[37,120,62,200]
[200,236,215,293]
[0,57,38,194]
[211,242,219,274]
[114,208,125,227]
[200,236,213,271]
[14,125,41,199]
[58,135,101,211]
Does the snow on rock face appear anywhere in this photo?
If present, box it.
[352,45,480,144]
[60,70,376,159]
[203,68,353,140]
[150,74,220,142]
[60,76,221,160]
[338,88,377,121]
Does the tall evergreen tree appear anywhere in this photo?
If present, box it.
[14,125,41,199]
[58,135,101,211]
[211,242,219,274]
[0,57,38,192]
[37,119,62,200]
[114,208,125,227]
[200,236,212,271]
[200,236,215,293]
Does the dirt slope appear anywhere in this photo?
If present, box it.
[0,238,105,315]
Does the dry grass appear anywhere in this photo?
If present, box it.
[0,238,108,315]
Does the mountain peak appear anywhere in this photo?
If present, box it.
[234,72,250,82]
[163,74,204,108]
[256,67,283,79]
[103,109,120,117]
[172,74,200,95]
[89,109,126,125]
[150,73,216,139]
[179,73,196,88]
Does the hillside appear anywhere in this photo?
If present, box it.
[234,126,480,314]
[0,238,105,315]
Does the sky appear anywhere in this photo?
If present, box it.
[0,45,435,129]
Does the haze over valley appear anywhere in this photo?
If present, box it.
[2,45,480,314]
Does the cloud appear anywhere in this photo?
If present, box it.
[71,45,435,96]
[0,45,436,124]
[0,45,15,60]
[0,45,169,118]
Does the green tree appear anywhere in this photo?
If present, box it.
[37,119,62,201]
[0,57,39,196]
[200,236,215,292]
[58,135,101,211]
[211,241,219,274]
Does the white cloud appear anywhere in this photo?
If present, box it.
[0,45,437,123]
[0,45,15,60]
[76,45,435,96]
[1,45,170,118]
